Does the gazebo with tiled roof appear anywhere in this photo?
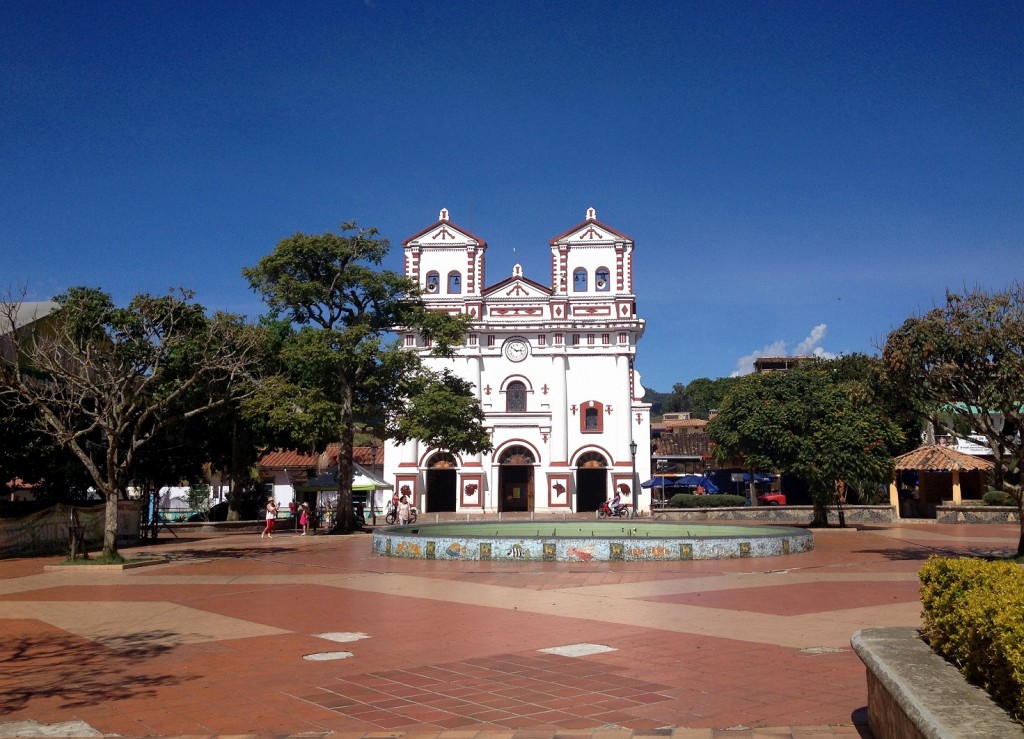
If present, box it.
[889,444,994,517]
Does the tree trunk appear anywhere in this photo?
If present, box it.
[103,491,119,557]
[810,490,829,527]
[226,419,243,522]
[331,378,356,534]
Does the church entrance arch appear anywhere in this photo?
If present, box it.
[425,452,458,513]
[575,451,608,512]
[497,445,535,513]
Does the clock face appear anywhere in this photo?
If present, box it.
[505,339,529,362]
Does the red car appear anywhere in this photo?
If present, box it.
[757,492,787,506]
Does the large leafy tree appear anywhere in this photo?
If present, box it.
[883,284,1024,555]
[243,221,491,533]
[707,358,905,526]
[0,288,262,556]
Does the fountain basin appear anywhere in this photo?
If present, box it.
[372,521,813,561]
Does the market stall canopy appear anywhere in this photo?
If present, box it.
[297,463,393,492]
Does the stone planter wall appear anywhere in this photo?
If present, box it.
[935,504,1020,524]
[851,627,1023,738]
[653,504,896,525]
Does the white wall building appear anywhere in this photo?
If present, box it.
[383,208,652,515]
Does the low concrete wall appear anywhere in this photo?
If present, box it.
[936,504,1020,524]
[653,504,896,525]
[851,627,1023,739]
[0,501,139,558]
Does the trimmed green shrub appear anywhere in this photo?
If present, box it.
[667,493,747,508]
[919,557,1024,720]
[983,489,1018,507]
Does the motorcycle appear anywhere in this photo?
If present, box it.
[385,500,418,525]
[598,500,629,518]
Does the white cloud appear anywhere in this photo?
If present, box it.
[731,324,836,376]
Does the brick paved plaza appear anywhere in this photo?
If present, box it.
[1,520,1018,738]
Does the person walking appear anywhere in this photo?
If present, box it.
[262,499,278,538]
[299,502,310,535]
[397,494,412,526]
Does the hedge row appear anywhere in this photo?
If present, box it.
[919,557,1024,720]
[983,489,1020,507]
[666,493,747,508]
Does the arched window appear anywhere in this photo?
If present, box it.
[595,267,610,291]
[499,445,535,465]
[425,271,440,294]
[579,400,604,433]
[426,452,458,469]
[506,381,527,412]
[448,271,462,294]
[573,268,588,292]
[576,451,607,468]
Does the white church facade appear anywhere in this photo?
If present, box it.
[383,208,652,515]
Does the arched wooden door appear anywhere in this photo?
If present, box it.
[498,446,534,513]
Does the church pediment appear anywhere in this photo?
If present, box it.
[482,263,552,299]
[549,207,634,246]
[403,208,487,249]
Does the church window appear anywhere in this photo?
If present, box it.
[425,272,440,294]
[488,335,495,347]
[554,333,563,345]
[538,334,547,346]
[602,333,610,345]
[579,400,604,433]
[448,271,462,294]
[573,268,588,291]
[595,267,610,291]
[506,381,527,412]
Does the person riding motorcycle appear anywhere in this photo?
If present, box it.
[608,488,623,516]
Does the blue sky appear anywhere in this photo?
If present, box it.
[3,1,1022,392]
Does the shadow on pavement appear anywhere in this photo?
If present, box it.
[0,630,194,715]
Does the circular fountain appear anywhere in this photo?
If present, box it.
[372,520,813,561]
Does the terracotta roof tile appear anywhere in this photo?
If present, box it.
[662,419,708,430]
[260,445,385,471]
[259,450,320,469]
[894,445,994,472]
[654,433,711,457]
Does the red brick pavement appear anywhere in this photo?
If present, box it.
[0,521,1019,738]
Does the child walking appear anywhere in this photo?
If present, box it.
[299,502,310,535]
[261,499,279,538]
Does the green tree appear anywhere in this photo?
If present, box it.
[685,377,741,419]
[883,284,1024,555]
[0,288,262,556]
[243,222,491,533]
[651,377,740,419]
[707,360,905,526]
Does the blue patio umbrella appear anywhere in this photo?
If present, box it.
[675,474,706,487]
[640,476,682,488]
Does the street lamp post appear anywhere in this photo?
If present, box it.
[629,440,638,518]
